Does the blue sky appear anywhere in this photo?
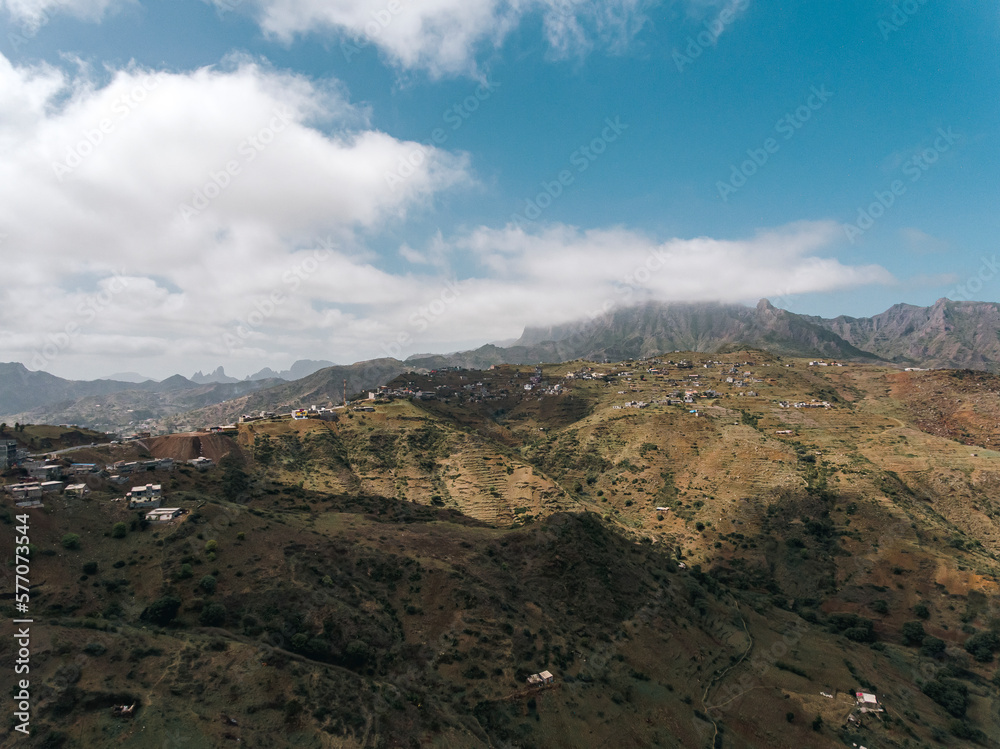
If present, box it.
[1,0,997,379]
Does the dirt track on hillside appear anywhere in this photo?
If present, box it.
[143,432,244,463]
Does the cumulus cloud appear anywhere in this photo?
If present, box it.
[216,0,655,77]
[0,51,470,378]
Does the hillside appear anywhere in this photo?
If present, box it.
[17,297,1000,435]
[5,354,1000,747]
[7,378,284,436]
[175,358,408,430]
[0,363,144,416]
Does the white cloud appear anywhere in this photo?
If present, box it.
[387,220,894,350]
[0,50,893,381]
[0,51,471,378]
[218,0,655,77]
[0,0,130,29]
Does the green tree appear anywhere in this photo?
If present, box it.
[199,575,217,594]
[142,595,181,626]
[199,602,226,626]
[923,679,969,718]
[901,620,926,646]
[204,539,217,554]
[61,533,81,550]
[964,631,1000,662]
[111,522,127,539]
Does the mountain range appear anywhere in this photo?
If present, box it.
[190,359,338,384]
[6,298,1000,428]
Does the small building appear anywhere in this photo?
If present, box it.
[28,464,62,481]
[128,484,162,508]
[145,507,183,522]
[1,439,17,469]
[128,483,161,500]
[65,483,90,497]
[855,692,883,713]
[69,463,100,475]
[187,457,214,471]
[40,480,64,493]
[7,483,42,500]
[15,497,43,508]
[526,670,555,686]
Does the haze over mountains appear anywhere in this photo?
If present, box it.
[5,298,1000,429]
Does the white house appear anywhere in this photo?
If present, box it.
[128,484,162,509]
[187,457,214,471]
[855,692,883,713]
[40,481,64,493]
[526,670,555,686]
[65,483,90,497]
[145,507,183,522]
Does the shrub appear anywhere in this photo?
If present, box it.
[199,602,226,626]
[176,563,193,580]
[82,642,106,656]
[914,602,930,619]
[61,533,81,550]
[204,539,217,554]
[199,575,217,594]
[82,561,98,575]
[142,595,181,626]
[901,621,926,646]
[922,678,969,718]
[949,720,987,743]
[964,631,1000,662]
[111,522,127,539]
[920,636,946,658]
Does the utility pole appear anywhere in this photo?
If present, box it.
[343,379,347,407]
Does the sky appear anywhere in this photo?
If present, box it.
[0,0,997,380]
